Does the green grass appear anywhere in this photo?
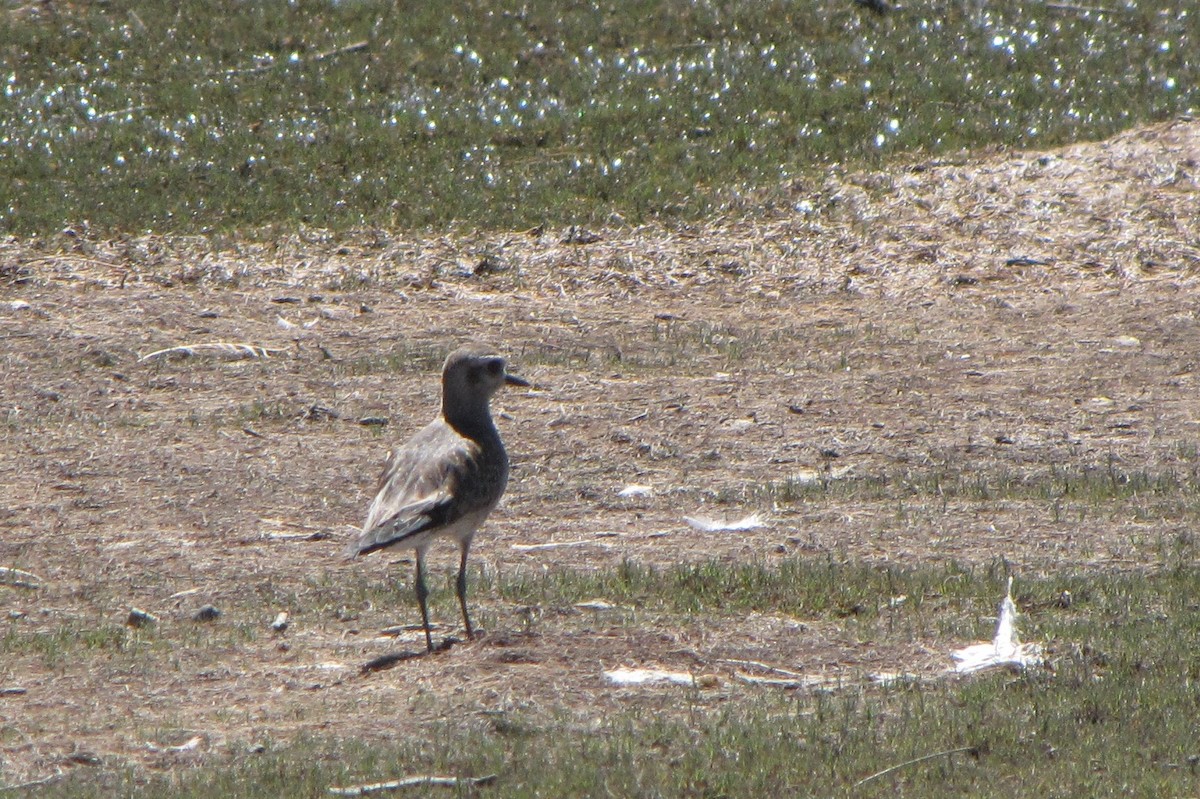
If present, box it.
[730,460,1200,518]
[24,562,1200,798]
[2,0,1196,235]
[0,620,136,669]
[493,556,984,619]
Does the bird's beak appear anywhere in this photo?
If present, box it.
[505,373,531,388]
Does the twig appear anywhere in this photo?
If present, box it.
[221,39,368,76]
[852,746,977,788]
[511,540,612,551]
[733,672,830,689]
[329,774,497,795]
[0,566,44,589]
[145,735,203,753]
[0,768,64,792]
[718,658,807,679]
[314,40,370,62]
[263,531,330,542]
[683,513,766,532]
[1044,1,1113,12]
[258,517,328,531]
[94,105,150,120]
[22,255,122,270]
[137,342,286,362]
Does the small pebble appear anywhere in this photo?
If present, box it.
[127,607,158,628]
[358,416,389,427]
[193,605,221,622]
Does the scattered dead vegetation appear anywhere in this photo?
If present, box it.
[1,118,1198,784]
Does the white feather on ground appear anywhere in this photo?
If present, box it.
[951,576,1044,674]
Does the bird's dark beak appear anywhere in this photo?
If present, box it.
[505,373,531,388]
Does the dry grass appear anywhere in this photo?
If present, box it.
[1,118,1199,786]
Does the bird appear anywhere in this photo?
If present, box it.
[345,344,529,652]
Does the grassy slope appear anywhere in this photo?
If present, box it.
[1,0,1196,233]
[27,562,1200,798]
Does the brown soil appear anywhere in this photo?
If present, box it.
[1,118,1198,783]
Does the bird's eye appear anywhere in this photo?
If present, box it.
[487,360,504,376]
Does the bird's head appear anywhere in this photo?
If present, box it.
[441,345,529,418]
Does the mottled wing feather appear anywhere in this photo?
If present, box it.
[346,420,483,557]
[351,491,457,556]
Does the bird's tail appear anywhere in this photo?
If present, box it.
[342,535,365,560]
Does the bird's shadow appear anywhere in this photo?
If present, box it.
[359,636,465,673]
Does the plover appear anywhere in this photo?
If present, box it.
[345,344,529,652]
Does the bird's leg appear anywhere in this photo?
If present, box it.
[414,551,433,653]
[456,541,475,640]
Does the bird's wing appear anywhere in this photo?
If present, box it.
[345,422,482,557]
[348,490,457,556]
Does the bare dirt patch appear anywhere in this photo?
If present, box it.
[1,119,1199,783]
